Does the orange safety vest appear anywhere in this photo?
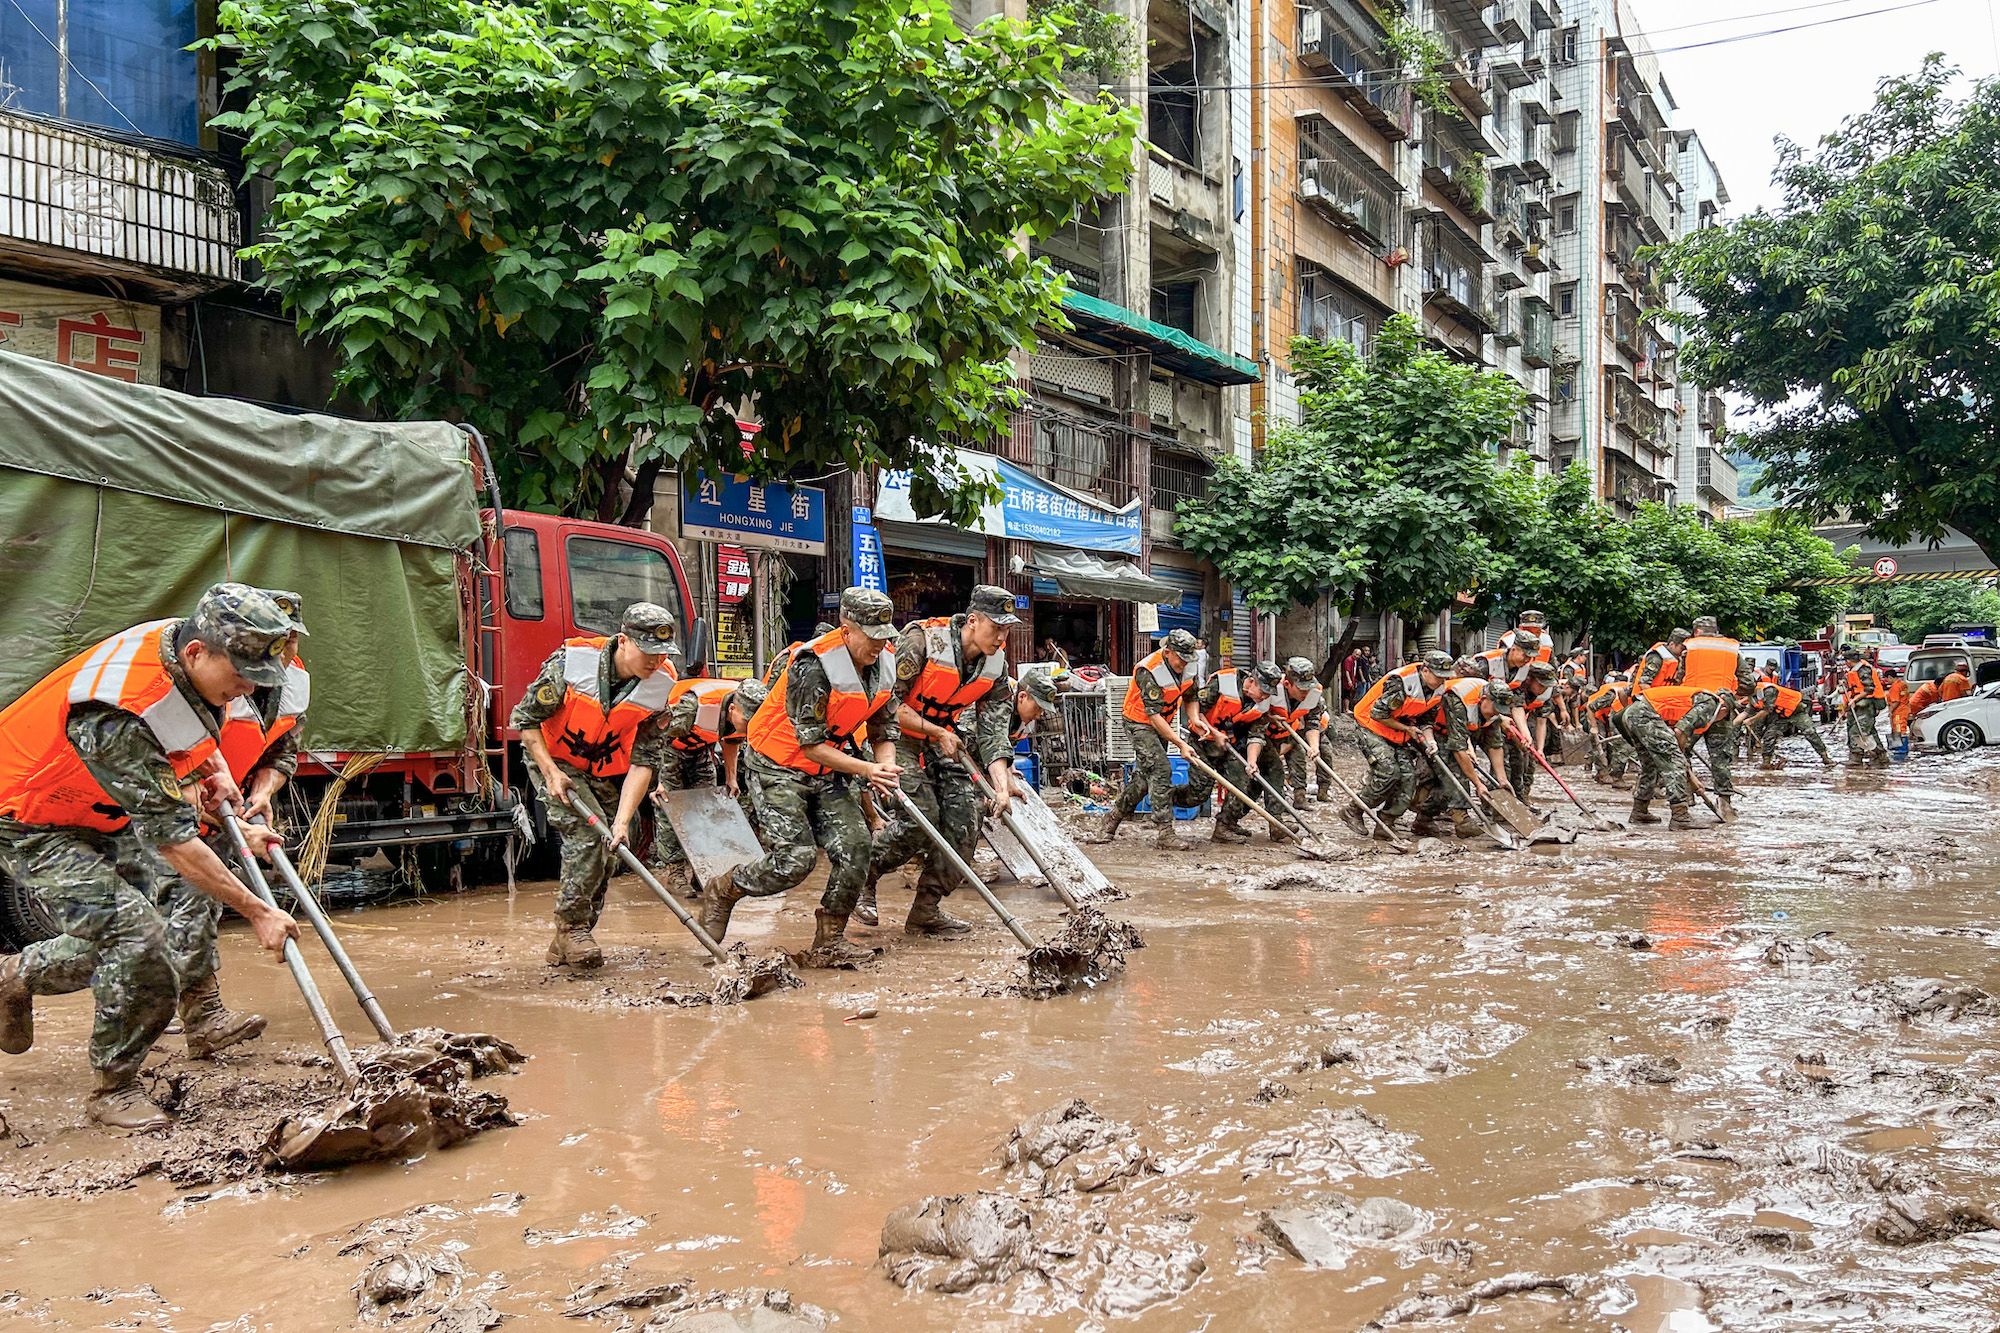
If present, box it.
[1940,673,1973,703]
[539,636,677,778]
[666,677,742,751]
[1907,680,1940,717]
[0,620,220,834]
[1354,664,1440,744]
[1587,681,1630,722]
[1755,675,1803,717]
[1444,677,1496,733]
[1679,634,1741,692]
[1203,668,1273,731]
[1499,628,1555,664]
[764,642,804,688]
[1639,642,1682,687]
[1279,681,1325,733]
[1121,649,1199,725]
[749,627,896,774]
[216,659,310,780]
[904,618,1006,726]
[1844,664,1886,702]
[1477,646,1532,687]
[1640,685,1717,734]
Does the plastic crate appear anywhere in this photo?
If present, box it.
[1013,755,1040,789]
[1126,756,1209,819]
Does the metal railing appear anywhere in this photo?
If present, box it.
[1296,152,1398,245]
[1521,297,1554,365]
[1151,446,1214,515]
[1421,127,1492,217]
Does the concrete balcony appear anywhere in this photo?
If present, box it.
[1697,446,1739,505]
[0,108,239,296]
[1144,146,1227,252]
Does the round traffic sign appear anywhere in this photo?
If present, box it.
[1872,556,1898,578]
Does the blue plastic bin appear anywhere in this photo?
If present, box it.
[1013,754,1040,789]
[1126,756,1209,819]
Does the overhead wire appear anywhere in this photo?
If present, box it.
[0,0,146,134]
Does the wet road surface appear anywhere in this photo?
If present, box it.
[4,747,1999,1329]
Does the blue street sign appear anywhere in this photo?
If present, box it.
[852,518,888,594]
[681,473,827,554]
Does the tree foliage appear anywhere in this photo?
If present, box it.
[1175,316,1521,619]
[209,0,1136,523]
[1851,580,2000,642]
[1176,321,1852,657]
[1658,58,2000,567]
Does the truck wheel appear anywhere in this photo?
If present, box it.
[1938,719,1984,753]
[0,866,59,953]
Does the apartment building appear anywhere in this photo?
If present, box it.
[1671,129,1736,520]
[1547,0,1687,516]
[1250,0,1564,466]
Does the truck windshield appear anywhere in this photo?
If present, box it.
[1907,655,1965,684]
[567,536,685,638]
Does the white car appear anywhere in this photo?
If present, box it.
[1913,682,2000,753]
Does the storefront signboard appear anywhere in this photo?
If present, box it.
[877,446,1141,556]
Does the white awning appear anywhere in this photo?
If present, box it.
[1031,546,1183,604]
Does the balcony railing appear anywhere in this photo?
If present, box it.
[1436,31,1493,117]
[1488,0,1530,42]
[1697,446,1739,504]
[0,108,239,290]
[1421,129,1493,221]
[1490,294,1520,345]
[1604,293,1641,354]
[1298,1,1415,140]
[1521,297,1554,365]
[1297,148,1398,246]
[1151,445,1215,513]
[1420,222,1497,333]
[1703,392,1727,434]
[1609,377,1666,444]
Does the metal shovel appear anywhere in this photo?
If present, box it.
[1270,718,1411,853]
[885,786,1138,997]
[1418,744,1522,851]
[1503,720,1616,831]
[1173,734,1330,860]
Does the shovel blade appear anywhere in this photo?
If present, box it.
[1482,788,1544,838]
[661,787,763,885]
[994,786,1118,901]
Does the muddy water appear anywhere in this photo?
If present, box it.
[5,751,2000,1329]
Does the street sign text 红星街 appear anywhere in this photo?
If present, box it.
[680,473,827,555]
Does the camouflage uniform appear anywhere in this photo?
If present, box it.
[1172,666,1282,829]
[0,628,222,1078]
[1354,672,1420,820]
[734,643,898,917]
[511,643,673,930]
[1280,689,1327,798]
[1588,685,1635,781]
[1109,631,1201,831]
[1755,684,1832,762]
[1617,692,1720,810]
[868,612,1016,901]
[1506,669,1557,800]
[649,688,722,873]
[1412,686,1476,820]
[1844,658,1888,761]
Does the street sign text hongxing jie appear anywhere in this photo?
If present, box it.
[680,473,828,555]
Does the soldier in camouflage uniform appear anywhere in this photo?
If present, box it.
[1090,628,1203,849]
[1505,661,1559,800]
[1616,686,1722,830]
[726,678,771,841]
[1838,645,1891,765]
[1634,628,1692,690]
[648,675,760,897]
[512,604,679,969]
[1585,672,1636,784]
[1410,663,1494,839]
[1173,659,1287,843]
[862,586,1019,934]
[0,584,301,1131]
[1274,659,1328,807]
[701,589,902,966]
[1751,670,1834,766]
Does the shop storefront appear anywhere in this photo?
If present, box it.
[877,517,986,623]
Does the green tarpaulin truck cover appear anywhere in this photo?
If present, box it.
[0,349,482,754]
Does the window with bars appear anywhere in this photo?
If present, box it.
[1296,116,1399,246]
[1150,445,1215,513]
[1298,264,1382,354]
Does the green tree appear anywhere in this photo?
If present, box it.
[1851,581,2000,641]
[1174,316,1521,664]
[1659,59,2000,566]
[210,0,1136,523]
[1476,459,1637,636]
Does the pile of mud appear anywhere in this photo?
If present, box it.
[880,1099,1202,1318]
[268,1032,523,1171]
[1020,907,1144,997]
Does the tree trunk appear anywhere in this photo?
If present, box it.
[592,453,626,524]
[1318,612,1362,688]
[620,456,665,528]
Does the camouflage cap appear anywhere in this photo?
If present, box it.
[1253,660,1284,687]
[1840,645,1863,659]
[1511,631,1542,652]
[264,588,309,635]
[1421,649,1454,674]
[1528,660,1558,681]
[968,584,1021,626]
[1018,668,1059,707]
[813,622,837,638]
[1283,655,1317,684]
[1163,628,1200,656]
[1668,626,1692,642]
[1452,655,1483,676]
[1517,609,1548,627]
[186,582,295,688]
[840,586,897,640]
[732,678,770,712]
[621,602,677,655]
[1486,683,1517,710]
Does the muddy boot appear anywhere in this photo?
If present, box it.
[546,922,604,969]
[1668,802,1696,831]
[809,909,876,967]
[1338,802,1369,838]
[1153,821,1187,850]
[0,954,33,1055]
[698,869,745,945]
[177,976,266,1060]
[1291,787,1311,810]
[1086,810,1124,845]
[1410,813,1437,837]
[904,889,973,937]
[86,1070,172,1132]
[1450,809,1481,839]
[854,873,880,927]
[1315,781,1332,803]
[662,861,698,901]
[1370,821,1402,842]
[1629,798,1661,826]
[1210,819,1250,844]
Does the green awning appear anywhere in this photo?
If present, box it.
[1058,291,1261,387]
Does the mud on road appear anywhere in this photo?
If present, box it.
[4,749,2000,1329]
